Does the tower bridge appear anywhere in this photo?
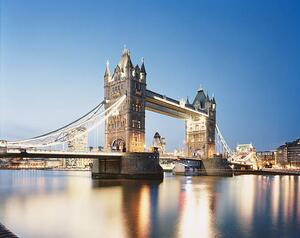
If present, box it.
[104,48,216,159]
[0,48,243,179]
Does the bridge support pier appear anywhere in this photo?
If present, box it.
[92,152,163,180]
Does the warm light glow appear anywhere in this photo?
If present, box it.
[138,186,150,238]
[238,175,255,232]
[271,176,280,225]
[177,182,218,237]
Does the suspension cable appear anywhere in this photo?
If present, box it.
[7,95,126,148]
[215,124,232,155]
[8,101,104,144]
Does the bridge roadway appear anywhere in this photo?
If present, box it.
[0,149,123,159]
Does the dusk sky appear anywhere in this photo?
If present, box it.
[1,0,299,151]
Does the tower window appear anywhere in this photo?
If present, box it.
[200,101,204,108]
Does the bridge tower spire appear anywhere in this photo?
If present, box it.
[104,60,111,82]
[104,48,146,152]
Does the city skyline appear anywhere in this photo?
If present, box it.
[1,0,300,151]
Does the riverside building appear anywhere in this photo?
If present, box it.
[275,138,300,167]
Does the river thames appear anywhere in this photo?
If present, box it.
[0,170,299,238]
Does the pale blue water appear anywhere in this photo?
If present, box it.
[0,170,299,238]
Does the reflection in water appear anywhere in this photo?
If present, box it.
[177,179,217,237]
[138,186,150,237]
[272,176,280,226]
[0,171,300,238]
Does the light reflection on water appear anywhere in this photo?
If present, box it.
[0,171,300,238]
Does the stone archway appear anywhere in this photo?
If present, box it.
[112,138,126,152]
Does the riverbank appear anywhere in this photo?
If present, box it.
[173,168,300,176]
[0,223,18,237]
[234,168,300,176]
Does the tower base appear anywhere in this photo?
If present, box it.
[92,152,164,180]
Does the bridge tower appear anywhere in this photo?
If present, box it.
[104,48,146,152]
[185,88,216,159]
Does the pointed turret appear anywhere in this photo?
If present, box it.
[140,57,147,82]
[140,57,146,74]
[186,96,190,105]
[134,64,140,76]
[104,60,111,77]
[211,93,215,103]
[212,96,216,104]
[104,60,111,84]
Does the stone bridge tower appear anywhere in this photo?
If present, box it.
[185,88,216,159]
[104,48,146,152]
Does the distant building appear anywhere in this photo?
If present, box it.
[0,140,7,153]
[152,132,166,154]
[10,159,45,169]
[275,138,300,167]
[256,151,275,168]
[45,159,63,168]
[233,144,257,167]
[236,144,255,155]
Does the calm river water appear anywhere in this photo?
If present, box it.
[0,170,300,238]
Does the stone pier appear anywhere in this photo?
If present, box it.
[92,152,163,180]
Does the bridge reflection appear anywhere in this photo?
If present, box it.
[93,176,220,238]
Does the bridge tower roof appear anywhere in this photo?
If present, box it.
[118,47,133,70]
[192,88,207,105]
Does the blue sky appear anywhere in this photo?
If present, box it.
[1,0,299,151]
